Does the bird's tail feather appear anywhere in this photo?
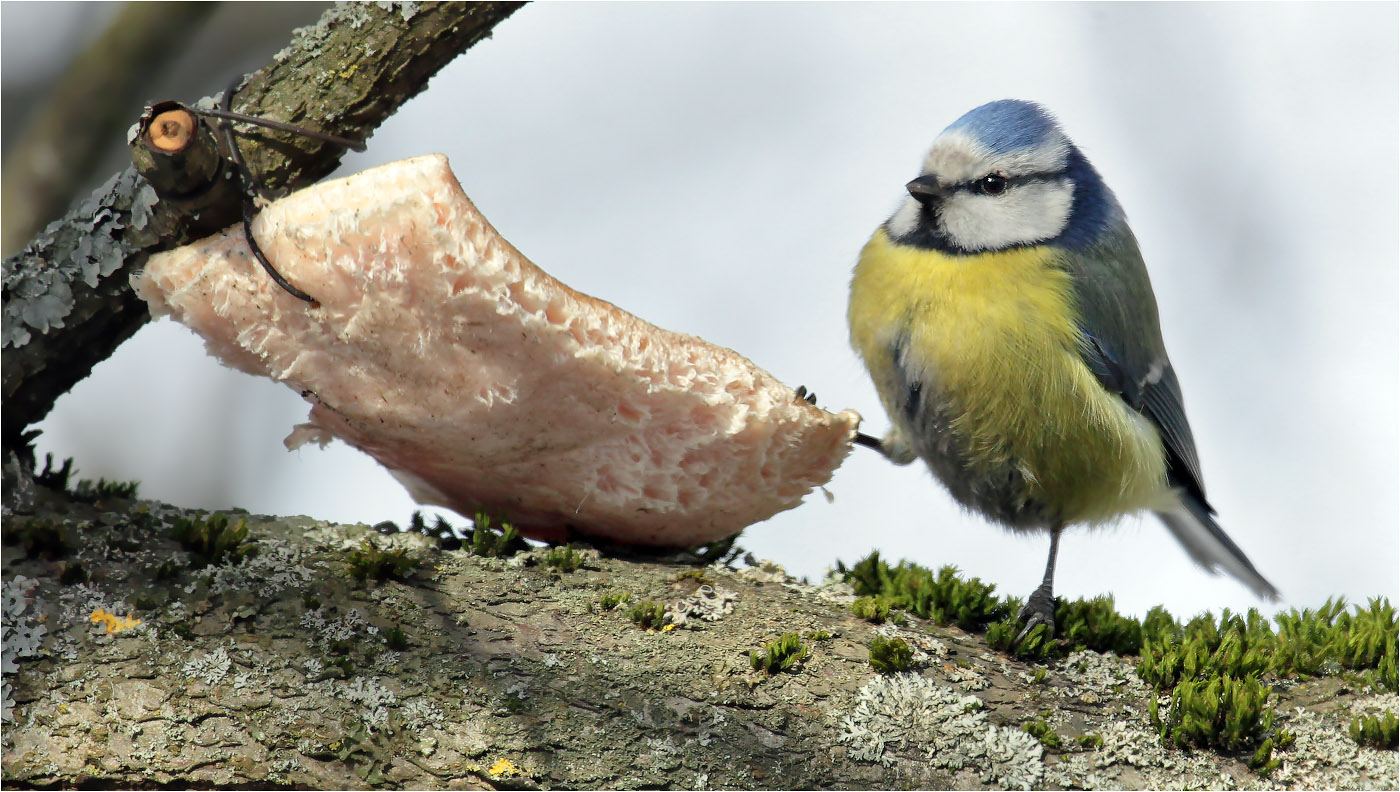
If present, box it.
[1154,495,1280,602]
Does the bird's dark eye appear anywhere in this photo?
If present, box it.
[978,173,1009,196]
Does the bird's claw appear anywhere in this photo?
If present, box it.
[794,385,818,405]
[1015,587,1057,643]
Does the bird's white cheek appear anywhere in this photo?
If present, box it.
[941,181,1075,251]
[885,197,922,239]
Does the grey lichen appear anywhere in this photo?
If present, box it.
[667,584,736,627]
[2,168,143,348]
[1270,704,1399,788]
[207,538,313,598]
[182,646,233,686]
[837,673,1045,789]
[338,676,398,733]
[300,605,378,652]
[2,576,47,723]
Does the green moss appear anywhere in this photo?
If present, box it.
[346,539,418,583]
[986,617,1057,662]
[1139,598,1398,700]
[838,552,1008,631]
[6,518,73,559]
[467,511,527,558]
[1270,598,1349,677]
[834,551,1397,770]
[1349,711,1399,751]
[852,595,905,625]
[1137,609,1274,690]
[600,592,631,611]
[165,622,195,641]
[1056,595,1142,655]
[750,632,810,675]
[543,545,583,572]
[1021,718,1063,751]
[70,477,140,502]
[805,629,834,641]
[1334,598,1398,690]
[34,453,75,491]
[689,534,742,565]
[58,561,89,585]
[171,513,254,568]
[673,569,714,585]
[384,625,410,652]
[1075,732,1103,751]
[154,559,182,581]
[628,600,670,630]
[1150,674,1281,759]
[867,635,914,674]
[29,453,139,501]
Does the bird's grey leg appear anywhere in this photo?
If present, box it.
[1016,525,1062,641]
[792,386,899,460]
[853,433,885,452]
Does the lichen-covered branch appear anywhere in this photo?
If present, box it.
[1,1,525,451]
[0,3,219,257]
[2,473,1393,789]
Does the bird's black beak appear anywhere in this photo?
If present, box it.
[905,174,943,206]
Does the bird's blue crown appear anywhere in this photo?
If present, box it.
[944,99,1063,156]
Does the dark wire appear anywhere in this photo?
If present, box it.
[219,76,319,305]
[197,106,366,152]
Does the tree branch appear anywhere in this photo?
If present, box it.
[2,476,1392,789]
[1,1,525,453]
[0,2,221,257]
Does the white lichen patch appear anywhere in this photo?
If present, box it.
[3,576,47,723]
[811,572,858,608]
[667,585,736,627]
[339,676,397,733]
[401,698,446,731]
[300,606,375,651]
[736,560,792,586]
[945,665,990,691]
[836,672,1044,789]
[182,647,232,686]
[1057,649,1149,699]
[1270,705,1399,789]
[208,539,314,597]
[1349,692,1398,720]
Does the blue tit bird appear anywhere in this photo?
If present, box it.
[847,99,1279,634]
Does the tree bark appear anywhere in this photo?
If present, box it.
[0,2,221,257]
[1,1,525,453]
[2,474,1392,790]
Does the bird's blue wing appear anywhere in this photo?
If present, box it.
[1080,331,1207,505]
[1060,234,1208,506]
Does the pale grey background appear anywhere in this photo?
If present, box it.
[8,3,1398,620]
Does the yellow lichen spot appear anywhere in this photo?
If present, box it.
[488,758,520,778]
[89,608,141,634]
[661,623,677,632]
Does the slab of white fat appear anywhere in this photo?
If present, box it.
[133,154,860,546]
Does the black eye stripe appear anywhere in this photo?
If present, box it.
[957,171,1062,194]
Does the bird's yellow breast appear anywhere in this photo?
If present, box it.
[848,228,1167,524]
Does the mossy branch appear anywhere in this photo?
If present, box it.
[3,470,1395,789]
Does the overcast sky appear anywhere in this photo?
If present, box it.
[10,2,1399,621]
